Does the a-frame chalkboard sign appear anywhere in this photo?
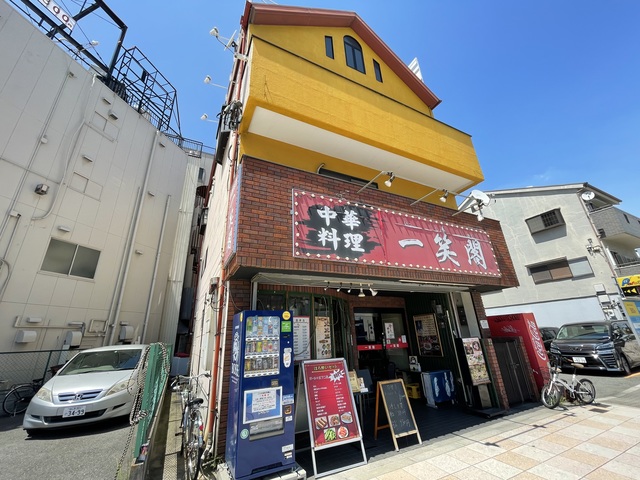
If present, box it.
[374,379,422,451]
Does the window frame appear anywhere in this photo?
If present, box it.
[373,59,383,82]
[324,35,334,59]
[527,257,573,284]
[343,35,365,73]
[41,238,101,279]
[525,208,565,234]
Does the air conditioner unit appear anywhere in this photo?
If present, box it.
[15,330,37,343]
[64,330,83,347]
[119,326,135,341]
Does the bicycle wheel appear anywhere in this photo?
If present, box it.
[2,385,35,415]
[185,410,203,480]
[575,379,596,405]
[180,405,191,456]
[540,382,561,409]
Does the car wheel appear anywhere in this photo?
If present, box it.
[620,355,632,376]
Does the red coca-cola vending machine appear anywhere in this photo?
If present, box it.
[486,313,549,389]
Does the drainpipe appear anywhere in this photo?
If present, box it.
[106,130,160,345]
[204,279,226,455]
[141,195,171,343]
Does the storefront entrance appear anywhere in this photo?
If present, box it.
[354,309,410,383]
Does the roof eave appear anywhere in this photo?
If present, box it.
[241,2,441,110]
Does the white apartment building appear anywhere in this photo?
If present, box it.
[481,183,640,328]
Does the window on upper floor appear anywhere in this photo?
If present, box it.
[373,59,383,82]
[527,256,593,284]
[525,208,565,234]
[41,238,100,279]
[344,36,365,73]
[325,36,334,59]
[317,166,375,189]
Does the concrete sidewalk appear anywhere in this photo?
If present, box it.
[160,394,640,480]
[313,401,640,480]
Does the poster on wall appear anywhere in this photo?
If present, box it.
[462,337,491,385]
[315,316,332,359]
[293,316,311,362]
[623,300,640,339]
[414,314,442,357]
[223,165,241,267]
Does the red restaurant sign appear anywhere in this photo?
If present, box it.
[293,190,501,277]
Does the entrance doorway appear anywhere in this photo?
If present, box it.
[354,309,409,383]
[493,338,536,406]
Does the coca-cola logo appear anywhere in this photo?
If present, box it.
[526,319,548,361]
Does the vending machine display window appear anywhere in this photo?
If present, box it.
[244,315,281,377]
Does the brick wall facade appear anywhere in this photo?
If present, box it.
[216,157,520,456]
[226,157,519,289]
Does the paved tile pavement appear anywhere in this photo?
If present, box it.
[160,393,640,480]
[313,401,640,480]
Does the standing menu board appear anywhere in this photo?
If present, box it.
[302,359,367,478]
[374,379,422,451]
[462,337,491,386]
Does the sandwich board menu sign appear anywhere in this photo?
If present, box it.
[302,358,367,478]
[374,379,422,451]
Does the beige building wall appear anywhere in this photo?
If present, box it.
[0,1,199,352]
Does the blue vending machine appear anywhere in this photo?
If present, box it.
[226,310,296,480]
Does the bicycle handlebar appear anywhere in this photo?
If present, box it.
[171,372,211,388]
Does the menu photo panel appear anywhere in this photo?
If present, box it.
[414,314,443,357]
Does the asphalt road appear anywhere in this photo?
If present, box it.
[580,368,640,408]
[0,412,133,480]
[0,369,638,480]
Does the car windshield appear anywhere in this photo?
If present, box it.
[555,324,609,340]
[60,349,143,375]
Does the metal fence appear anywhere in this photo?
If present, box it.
[0,349,79,408]
[113,343,172,479]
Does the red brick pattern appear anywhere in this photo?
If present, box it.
[227,157,518,289]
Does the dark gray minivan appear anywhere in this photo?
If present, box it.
[549,320,640,375]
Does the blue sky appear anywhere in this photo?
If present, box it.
[67,1,640,215]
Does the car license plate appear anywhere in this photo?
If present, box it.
[62,406,86,418]
[572,357,586,363]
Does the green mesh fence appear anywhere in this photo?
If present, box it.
[132,342,172,459]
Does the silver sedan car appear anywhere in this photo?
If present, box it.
[23,344,147,434]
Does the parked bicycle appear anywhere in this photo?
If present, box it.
[171,372,211,480]
[540,355,596,409]
[2,378,44,416]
